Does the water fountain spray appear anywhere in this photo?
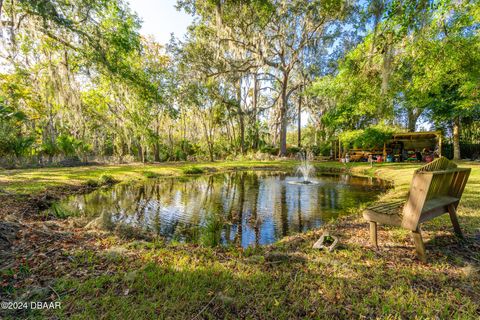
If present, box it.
[295,150,315,184]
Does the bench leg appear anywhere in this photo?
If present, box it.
[447,204,464,238]
[369,221,378,248]
[411,228,426,263]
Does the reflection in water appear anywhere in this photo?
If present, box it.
[57,171,391,247]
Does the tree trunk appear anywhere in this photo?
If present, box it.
[154,117,161,162]
[297,95,302,148]
[381,33,393,95]
[279,74,288,156]
[138,144,143,162]
[252,73,259,149]
[453,116,461,160]
[239,114,245,154]
[237,78,245,154]
[154,142,160,162]
[407,109,417,132]
[208,143,214,162]
[200,112,215,162]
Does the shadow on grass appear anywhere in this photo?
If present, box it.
[7,222,473,320]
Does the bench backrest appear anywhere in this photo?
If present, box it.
[401,157,471,230]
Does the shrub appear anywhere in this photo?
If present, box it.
[200,213,224,247]
[57,134,78,157]
[309,143,331,157]
[260,145,279,155]
[339,124,397,150]
[49,203,74,219]
[41,140,59,161]
[174,149,187,161]
[175,139,197,160]
[142,171,160,178]
[286,146,301,156]
[182,166,204,174]
[99,174,117,185]
[85,179,99,187]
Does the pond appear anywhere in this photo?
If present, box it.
[52,171,391,247]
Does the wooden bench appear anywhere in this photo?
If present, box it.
[363,157,471,261]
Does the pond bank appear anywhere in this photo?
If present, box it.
[1,161,479,319]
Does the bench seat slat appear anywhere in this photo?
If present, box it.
[421,196,459,214]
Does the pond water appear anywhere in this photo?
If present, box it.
[54,171,391,247]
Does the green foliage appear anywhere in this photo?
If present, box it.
[142,171,160,179]
[260,145,279,155]
[57,135,84,157]
[340,124,396,149]
[182,166,205,175]
[310,0,480,144]
[85,179,100,188]
[309,143,331,157]
[49,203,74,219]
[41,141,59,159]
[200,213,224,247]
[339,130,365,149]
[0,102,34,159]
[0,0,478,165]
[7,136,35,159]
[172,139,197,161]
[99,174,117,185]
[285,146,301,156]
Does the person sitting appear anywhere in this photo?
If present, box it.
[415,150,423,162]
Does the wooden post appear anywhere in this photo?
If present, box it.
[447,204,463,238]
[383,143,387,159]
[369,221,378,248]
[411,228,426,262]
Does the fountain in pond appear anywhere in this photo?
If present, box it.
[47,170,390,247]
[291,150,319,185]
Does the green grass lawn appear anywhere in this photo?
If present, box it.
[1,160,479,319]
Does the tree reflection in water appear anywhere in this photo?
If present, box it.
[57,171,391,247]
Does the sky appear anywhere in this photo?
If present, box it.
[128,0,194,45]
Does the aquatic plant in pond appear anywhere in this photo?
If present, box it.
[200,212,225,247]
[51,171,391,247]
